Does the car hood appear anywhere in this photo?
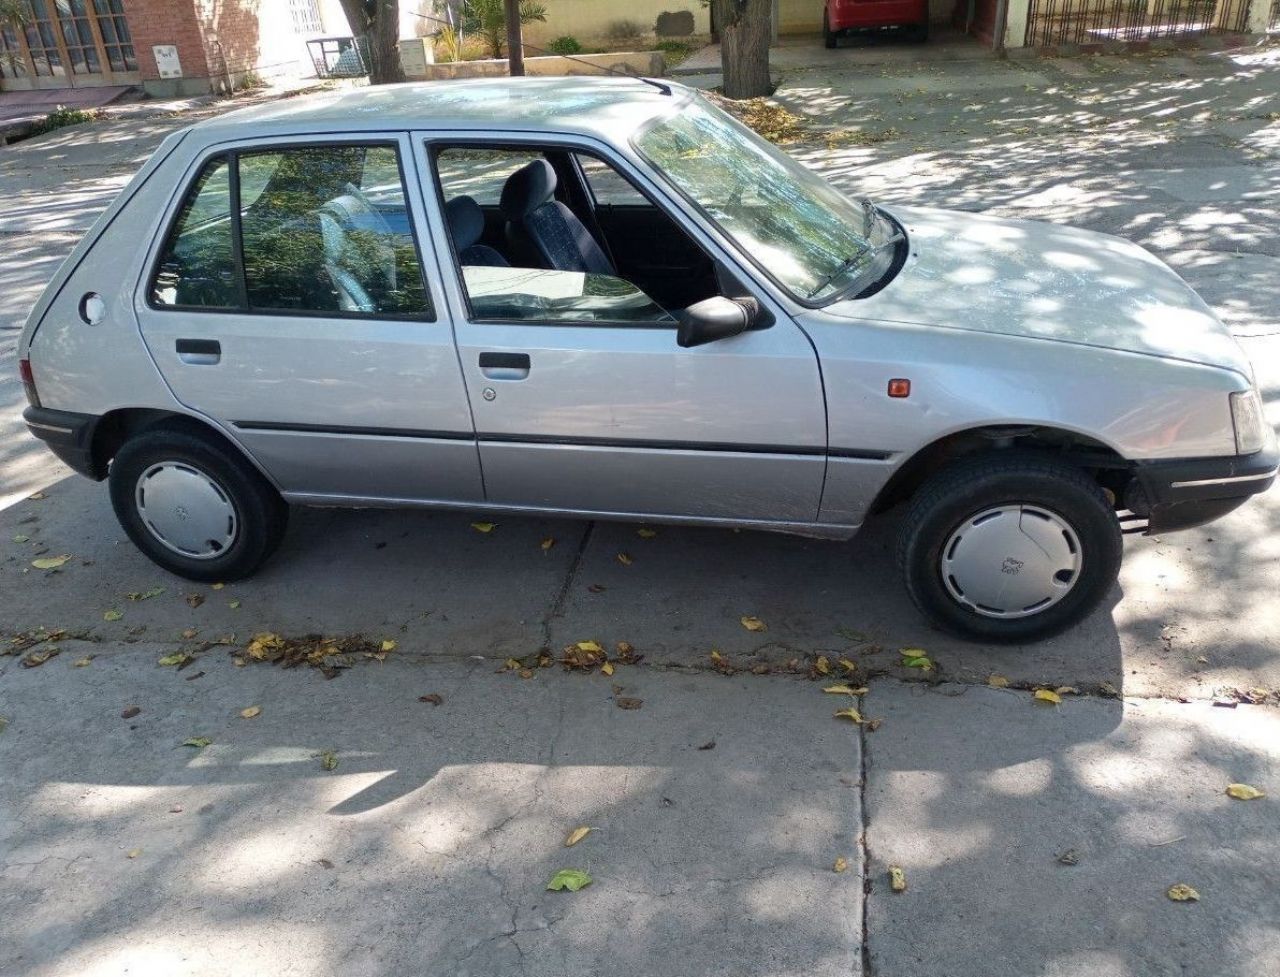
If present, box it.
[823,205,1252,379]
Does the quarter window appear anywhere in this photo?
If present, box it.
[151,144,430,319]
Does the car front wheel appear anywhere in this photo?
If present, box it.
[823,11,838,48]
[897,453,1122,642]
[109,424,288,582]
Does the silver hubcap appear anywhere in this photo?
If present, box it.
[135,462,237,560]
[941,504,1082,619]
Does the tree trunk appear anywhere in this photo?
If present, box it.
[338,0,406,85]
[504,0,525,75]
[714,0,772,99]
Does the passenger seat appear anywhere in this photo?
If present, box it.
[499,159,614,275]
[445,195,509,267]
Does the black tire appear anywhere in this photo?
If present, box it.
[109,424,288,582]
[913,21,930,43]
[897,453,1122,643]
[823,12,838,48]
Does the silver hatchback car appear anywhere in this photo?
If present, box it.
[18,78,1276,642]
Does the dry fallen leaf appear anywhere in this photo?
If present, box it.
[380,639,397,653]
[834,856,849,873]
[815,655,831,675]
[698,740,716,750]
[126,587,165,601]
[616,552,633,566]
[541,537,555,551]
[1226,783,1265,800]
[28,492,46,500]
[564,826,592,847]
[470,522,495,533]
[418,693,444,705]
[616,696,643,710]
[833,707,864,723]
[182,737,211,748]
[987,674,1010,688]
[741,616,767,632]
[185,593,204,609]
[157,652,192,667]
[546,868,592,892]
[823,684,868,696]
[240,706,261,719]
[838,658,857,673]
[636,528,657,538]
[601,662,615,676]
[73,656,94,667]
[21,649,59,668]
[889,866,907,892]
[121,706,141,719]
[181,628,199,640]
[319,750,339,771]
[211,583,225,591]
[103,609,123,622]
[12,534,30,543]
[1167,883,1199,902]
[126,849,141,859]
[1033,689,1063,705]
[1054,686,1079,696]
[31,555,71,570]
[576,640,604,653]
[228,600,241,609]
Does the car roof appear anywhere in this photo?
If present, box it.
[196,76,691,142]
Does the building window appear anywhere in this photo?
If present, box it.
[23,0,64,77]
[94,0,137,72]
[289,0,323,34]
[58,0,101,75]
[0,26,27,78]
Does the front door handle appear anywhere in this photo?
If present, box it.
[176,338,220,365]
[478,351,530,381]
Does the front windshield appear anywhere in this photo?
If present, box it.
[635,96,887,303]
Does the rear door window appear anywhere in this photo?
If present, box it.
[150,143,430,318]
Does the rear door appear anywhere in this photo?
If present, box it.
[418,133,827,524]
[135,133,481,504]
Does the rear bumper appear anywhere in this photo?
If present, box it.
[1131,442,1278,534]
[828,0,928,29]
[23,406,105,480]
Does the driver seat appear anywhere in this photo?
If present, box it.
[499,159,614,276]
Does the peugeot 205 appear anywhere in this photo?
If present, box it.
[18,78,1277,642]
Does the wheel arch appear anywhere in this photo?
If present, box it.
[870,424,1134,515]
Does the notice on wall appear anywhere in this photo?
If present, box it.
[153,45,183,79]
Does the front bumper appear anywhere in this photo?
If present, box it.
[1131,442,1278,534]
[23,406,105,480]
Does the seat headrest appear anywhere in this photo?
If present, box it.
[499,159,557,220]
[445,194,485,251]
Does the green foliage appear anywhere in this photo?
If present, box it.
[0,0,28,26]
[605,18,647,42]
[433,24,463,63]
[656,38,699,66]
[28,107,102,138]
[547,35,583,55]
[462,0,548,59]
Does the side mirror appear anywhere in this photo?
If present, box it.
[676,296,761,349]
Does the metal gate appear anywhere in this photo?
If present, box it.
[1025,0,1251,46]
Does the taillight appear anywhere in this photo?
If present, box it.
[19,357,40,407]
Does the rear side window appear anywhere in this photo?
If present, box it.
[150,144,431,319]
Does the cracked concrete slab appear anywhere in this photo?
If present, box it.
[862,682,1280,977]
[0,654,863,977]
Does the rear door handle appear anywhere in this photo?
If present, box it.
[478,351,530,381]
[176,338,220,365]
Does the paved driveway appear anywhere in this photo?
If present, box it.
[2,50,1279,977]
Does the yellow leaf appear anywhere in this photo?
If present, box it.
[576,640,604,653]
[1167,883,1199,902]
[1226,783,1265,800]
[987,674,1010,688]
[601,662,615,676]
[211,583,225,590]
[710,649,725,663]
[470,522,495,533]
[889,866,907,892]
[505,658,522,671]
[899,647,927,658]
[28,491,46,500]
[127,849,141,859]
[73,656,94,668]
[381,639,397,652]
[636,528,657,538]
[616,552,633,565]
[823,684,868,696]
[228,600,241,609]
[240,706,261,719]
[31,555,71,570]
[838,658,857,673]
[833,707,863,723]
[103,609,123,621]
[740,616,767,632]
[541,537,555,551]
[834,856,849,873]
[319,750,339,771]
[1054,686,1079,696]
[564,826,592,847]
[1033,689,1062,705]
[815,655,831,675]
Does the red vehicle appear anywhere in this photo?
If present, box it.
[823,0,930,47]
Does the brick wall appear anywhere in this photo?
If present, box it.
[120,0,213,83]
[194,0,263,79]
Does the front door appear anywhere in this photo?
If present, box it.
[419,136,826,524]
[135,134,482,504]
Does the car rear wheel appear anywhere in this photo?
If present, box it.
[109,424,288,582]
[823,11,838,48]
[897,453,1122,642]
